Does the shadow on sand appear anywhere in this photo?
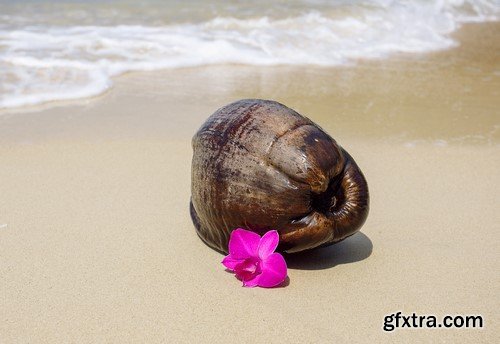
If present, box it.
[285,232,373,270]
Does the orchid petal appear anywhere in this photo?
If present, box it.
[228,228,260,259]
[234,258,261,282]
[257,253,287,288]
[258,230,279,259]
[242,276,260,288]
[221,255,243,271]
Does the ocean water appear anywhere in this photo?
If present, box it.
[0,0,498,109]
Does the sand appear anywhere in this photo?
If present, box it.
[0,23,499,343]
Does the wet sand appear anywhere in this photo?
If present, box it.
[0,23,499,342]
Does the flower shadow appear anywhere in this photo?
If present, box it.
[276,276,290,288]
[284,232,373,270]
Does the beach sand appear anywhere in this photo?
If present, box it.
[0,23,499,342]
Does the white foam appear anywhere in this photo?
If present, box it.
[0,0,498,109]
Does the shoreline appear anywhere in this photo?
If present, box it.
[1,22,499,146]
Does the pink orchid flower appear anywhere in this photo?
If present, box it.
[222,228,287,288]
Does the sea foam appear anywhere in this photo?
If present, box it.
[0,0,498,109]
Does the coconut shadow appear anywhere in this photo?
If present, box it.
[284,232,373,270]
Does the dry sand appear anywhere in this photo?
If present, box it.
[0,23,499,343]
